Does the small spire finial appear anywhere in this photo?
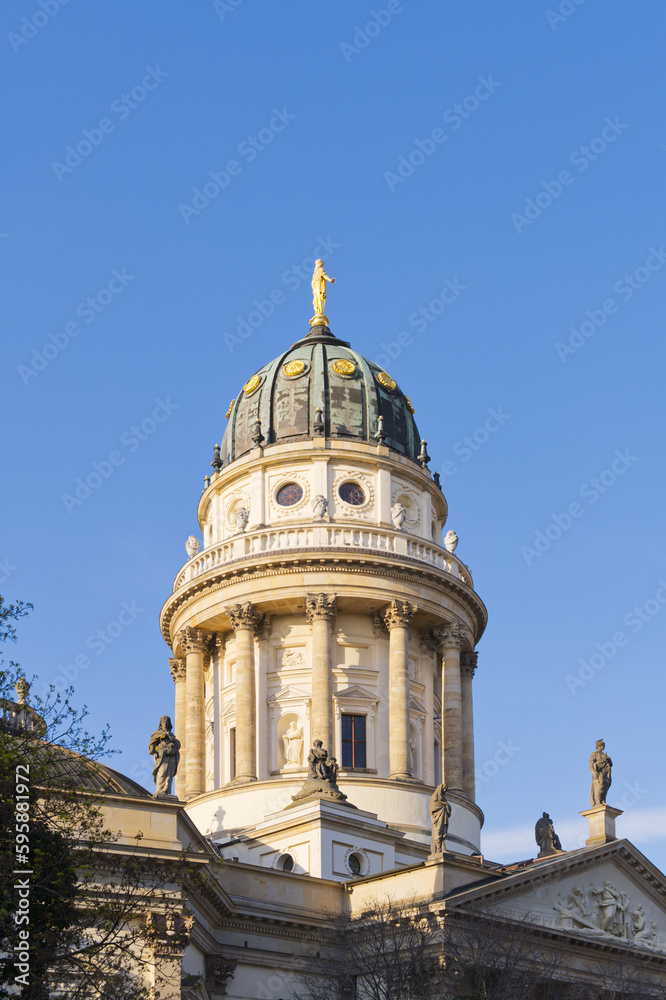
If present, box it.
[251,417,265,447]
[313,407,325,436]
[418,440,431,469]
[211,443,222,473]
[374,415,386,445]
[309,259,335,329]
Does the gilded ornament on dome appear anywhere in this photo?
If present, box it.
[243,374,262,395]
[331,358,356,376]
[405,396,415,414]
[283,359,306,377]
[376,371,396,391]
[225,399,236,419]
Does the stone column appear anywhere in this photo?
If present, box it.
[438,622,468,793]
[254,614,271,779]
[169,657,187,800]
[460,651,478,801]
[306,594,336,751]
[384,600,417,780]
[178,627,211,800]
[227,602,261,783]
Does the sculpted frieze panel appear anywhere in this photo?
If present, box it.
[554,880,664,950]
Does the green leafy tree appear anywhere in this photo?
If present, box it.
[0,596,199,999]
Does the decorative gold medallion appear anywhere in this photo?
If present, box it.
[376,371,396,391]
[405,396,415,414]
[243,374,262,395]
[283,359,306,377]
[332,358,356,376]
[225,399,236,419]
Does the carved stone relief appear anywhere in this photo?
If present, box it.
[554,881,664,950]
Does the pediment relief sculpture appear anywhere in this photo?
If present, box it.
[554,880,664,950]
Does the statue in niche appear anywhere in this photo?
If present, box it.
[391,502,407,530]
[429,783,451,855]
[535,812,562,856]
[292,739,348,803]
[312,495,328,520]
[444,529,458,553]
[282,721,303,770]
[149,716,181,797]
[234,506,249,532]
[589,739,612,805]
[185,535,200,559]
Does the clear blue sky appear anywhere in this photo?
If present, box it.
[3,0,666,867]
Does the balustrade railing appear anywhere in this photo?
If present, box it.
[173,524,472,591]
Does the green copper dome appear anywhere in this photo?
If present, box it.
[220,327,421,467]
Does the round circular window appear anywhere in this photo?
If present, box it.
[279,854,294,872]
[276,482,304,507]
[339,481,366,506]
[348,853,362,876]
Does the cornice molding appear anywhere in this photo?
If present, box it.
[161,553,487,646]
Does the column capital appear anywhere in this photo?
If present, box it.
[383,600,417,630]
[254,613,272,641]
[227,602,261,632]
[178,627,212,656]
[436,620,470,651]
[461,651,478,676]
[419,630,441,655]
[372,610,389,638]
[306,594,336,632]
[169,657,186,683]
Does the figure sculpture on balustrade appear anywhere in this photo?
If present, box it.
[149,716,181,798]
[291,739,349,804]
[589,739,612,806]
[429,783,451,855]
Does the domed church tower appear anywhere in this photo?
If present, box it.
[160,265,487,879]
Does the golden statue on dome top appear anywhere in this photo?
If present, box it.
[310,259,335,327]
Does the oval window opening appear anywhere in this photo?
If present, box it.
[348,853,362,876]
[276,483,304,507]
[339,482,366,506]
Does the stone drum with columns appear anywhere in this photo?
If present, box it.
[160,270,487,875]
